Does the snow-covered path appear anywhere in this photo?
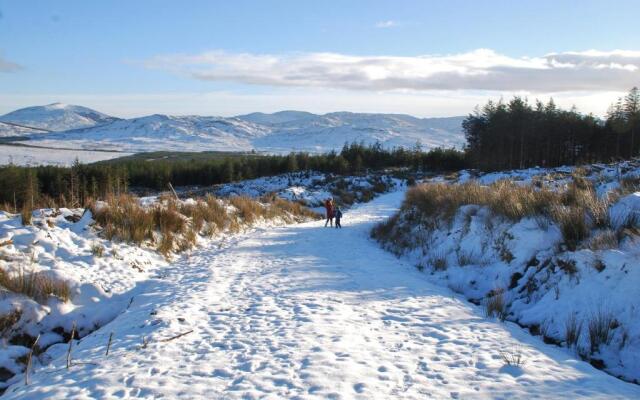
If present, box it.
[5,191,640,399]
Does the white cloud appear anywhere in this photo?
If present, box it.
[144,48,640,93]
[375,20,398,28]
[0,54,22,73]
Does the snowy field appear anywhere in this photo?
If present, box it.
[0,145,131,166]
[3,192,639,398]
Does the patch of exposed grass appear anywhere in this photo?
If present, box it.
[0,268,71,304]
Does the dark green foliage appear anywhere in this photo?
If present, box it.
[0,144,467,210]
[464,88,640,171]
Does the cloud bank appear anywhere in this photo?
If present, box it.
[145,49,640,93]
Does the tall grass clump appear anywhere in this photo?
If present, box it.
[485,288,507,321]
[588,308,615,353]
[229,196,265,224]
[92,195,155,244]
[565,313,583,347]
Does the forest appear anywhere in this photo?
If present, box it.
[0,143,465,211]
[463,87,640,170]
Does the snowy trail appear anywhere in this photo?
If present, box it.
[5,191,640,399]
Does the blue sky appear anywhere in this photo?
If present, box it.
[1,0,639,117]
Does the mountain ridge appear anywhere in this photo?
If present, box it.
[1,103,465,153]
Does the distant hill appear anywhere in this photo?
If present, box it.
[0,103,119,136]
[1,104,465,153]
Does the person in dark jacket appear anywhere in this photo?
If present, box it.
[324,198,334,227]
[334,206,343,229]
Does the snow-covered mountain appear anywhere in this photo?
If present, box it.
[2,103,465,153]
[0,103,119,135]
[29,114,271,152]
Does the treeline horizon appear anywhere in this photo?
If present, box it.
[0,143,465,211]
[464,87,640,170]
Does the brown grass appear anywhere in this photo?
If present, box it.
[587,230,618,250]
[0,268,71,304]
[402,179,617,250]
[485,288,507,321]
[229,196,265,224]
[21,206,32,226]
[0,309,21,336]
[92,193,318,257]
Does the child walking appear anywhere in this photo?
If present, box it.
[334,206,343,229]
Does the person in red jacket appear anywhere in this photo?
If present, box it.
[324,198,334,227]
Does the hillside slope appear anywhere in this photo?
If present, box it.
[0,103,119,133]
[373,160,640,383]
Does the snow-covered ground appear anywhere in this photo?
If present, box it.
[211,171,400,209]
[375,160,640,384]
[3,192,639,398]
[0,145,131,166]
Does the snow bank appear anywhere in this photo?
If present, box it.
[376,160,640,383]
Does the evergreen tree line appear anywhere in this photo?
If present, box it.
[0,143,466,210]
[464,87,640,171]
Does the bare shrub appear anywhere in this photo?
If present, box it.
[0,268,71,303]
[588,308,615,353]
[485,288,507,321]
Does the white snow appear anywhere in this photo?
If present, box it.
[0,145,131,166]
[3,192,639,398]
[0,103,118,132]
[16,111,464,154]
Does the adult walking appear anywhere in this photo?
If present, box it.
[324,197,334,227]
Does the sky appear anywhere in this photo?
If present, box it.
[1,0,639,118]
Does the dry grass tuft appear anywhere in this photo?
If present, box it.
[21,206,32,226]
[499,346,525,367]
[588,308,615,353]
[485,288,507,321]
[0,309,22,336]
[0,268,71,303]
[565,313,583,347]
